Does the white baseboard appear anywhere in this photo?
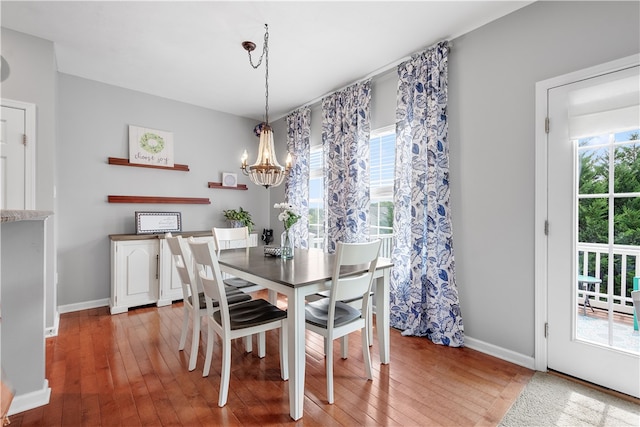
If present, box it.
[465,335,536,370]
[57,298,109,314]
[7,380,51,416]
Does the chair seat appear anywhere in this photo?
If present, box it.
[189,288,251,309]
[213,299,287,330]
[305,298,361,329]
[223,277,260,289]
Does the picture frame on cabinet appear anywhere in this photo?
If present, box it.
[135,211,182,234]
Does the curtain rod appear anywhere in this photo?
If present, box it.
[279,40,452,120]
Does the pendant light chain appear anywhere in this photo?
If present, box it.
[246,24,270,125]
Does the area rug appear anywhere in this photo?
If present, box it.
[499,372,639,426]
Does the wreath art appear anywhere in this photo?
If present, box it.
[139,132,165,154]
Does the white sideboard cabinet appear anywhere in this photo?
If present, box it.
[110,231,257,314]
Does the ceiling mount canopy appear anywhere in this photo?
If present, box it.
[240,24,291,189]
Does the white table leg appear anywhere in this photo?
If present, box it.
[376,268,390,364]
[267,289,278,305]
[287,288,306,420]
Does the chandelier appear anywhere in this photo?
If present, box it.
[240,24,291,189]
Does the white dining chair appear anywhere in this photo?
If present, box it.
[188,237,288,407]
[164,233,250,371]
[212,227,264,293]
[304,240,381,404]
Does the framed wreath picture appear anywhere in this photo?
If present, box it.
[129,125,174,167]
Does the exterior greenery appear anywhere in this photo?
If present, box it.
[578,132,639,303]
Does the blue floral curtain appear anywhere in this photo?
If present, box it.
[321,80,372,253]
[390,41,464,347]
[285,107,311,248]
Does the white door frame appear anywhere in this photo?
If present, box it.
[1,98,36,209]
[534,53,640,371]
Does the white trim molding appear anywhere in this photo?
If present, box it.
[58,298,109,314]
[0,98,36,209]
[464,336,536,370]
[7,380,51,416]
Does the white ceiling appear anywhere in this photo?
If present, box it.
[1,1,533,121]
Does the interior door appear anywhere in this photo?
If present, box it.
[0,105,27,209]
[547,64,640,398]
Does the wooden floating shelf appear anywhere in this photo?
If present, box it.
[108,157,190,171]
[108,195,210,204]
[208,182,248,191]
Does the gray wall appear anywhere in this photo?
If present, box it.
[57,74,270,305]
[1,28,58,331]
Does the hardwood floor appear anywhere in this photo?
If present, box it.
[9,294,533,426]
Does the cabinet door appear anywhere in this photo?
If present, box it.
[111,240,159,313]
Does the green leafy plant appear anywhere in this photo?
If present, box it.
[222,207,254,232]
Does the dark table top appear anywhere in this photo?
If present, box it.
[218,247,393,288]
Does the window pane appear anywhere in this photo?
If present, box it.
[613,141,640,193]
[614,129,640,142]
[578,146,608,195]
[578,198,609,244]
[614,196,640,245]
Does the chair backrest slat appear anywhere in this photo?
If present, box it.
[328,240,382,325]
[165,233,197,302]
[188,238,230,330]
[212,227,250,254]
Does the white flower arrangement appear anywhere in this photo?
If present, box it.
[274,202,301,230]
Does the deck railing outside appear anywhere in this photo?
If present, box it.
[308,233,394,259]
[578,242,640,315]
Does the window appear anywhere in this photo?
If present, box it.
[308,146,324,248]
[308,126,396,252]
[369,126,395,238]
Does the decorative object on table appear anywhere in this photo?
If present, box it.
[274,202,301,259]
[222,207,254,232]
[239,24,292,189]
[222,172,238,188]
[129,125,174,167]
[261,228,273,245]
[263,246,281,257]
[135,211,182,234]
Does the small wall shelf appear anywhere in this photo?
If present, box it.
[208,182,248,191]
[108,195,210,204]
[108,157,190,172]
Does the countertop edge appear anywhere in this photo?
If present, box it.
[1,209,54,223]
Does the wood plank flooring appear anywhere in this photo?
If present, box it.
[9,294,533,426]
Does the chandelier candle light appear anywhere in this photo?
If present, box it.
[240,24,292,189]
[274,202,300,259]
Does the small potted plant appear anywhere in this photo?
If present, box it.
[222,207,255,232]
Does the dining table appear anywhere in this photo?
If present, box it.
[217,246,393,420]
